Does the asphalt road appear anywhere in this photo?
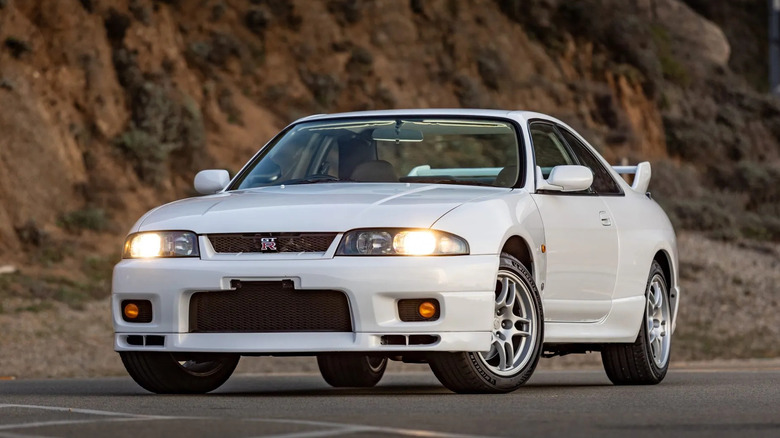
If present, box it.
[1,367,778,438]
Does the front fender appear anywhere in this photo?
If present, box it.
[431,190,547,288]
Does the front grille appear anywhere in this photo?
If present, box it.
[189,281,352,333]
[207,233,337,253]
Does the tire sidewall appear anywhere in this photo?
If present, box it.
[120,351,239,394]
[466,253,544,391]
[643,262,671,380]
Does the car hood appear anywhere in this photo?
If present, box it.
[136,183,508,233]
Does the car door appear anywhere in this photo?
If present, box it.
[529,122,619,323]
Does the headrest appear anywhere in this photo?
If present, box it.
[350,160,398,182]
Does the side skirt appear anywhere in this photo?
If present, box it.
[543,295,644,344]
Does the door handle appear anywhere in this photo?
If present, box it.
[599,211,612,226]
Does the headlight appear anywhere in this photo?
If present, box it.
[337,229,469,256]
[123,231,200,258]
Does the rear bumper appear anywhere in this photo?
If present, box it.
[112,254,499,353]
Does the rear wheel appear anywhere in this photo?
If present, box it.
[317,354,388,387]
[120,351,239,394]
[601,261,671,385]
[428,253,543,393]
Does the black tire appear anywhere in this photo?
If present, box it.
[428,253,543,394]
[601,261,671,385]
[120,351,239,394]
[317,354,388,387]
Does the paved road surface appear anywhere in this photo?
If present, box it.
[1,367,778,437]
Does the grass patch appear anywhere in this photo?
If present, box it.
[0,270,110,311]
[14,301,55,314]
[83,254,117,284]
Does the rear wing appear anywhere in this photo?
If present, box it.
[612,161,651,193]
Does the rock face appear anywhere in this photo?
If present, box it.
[0,0,778,266]
[0,0,779,372]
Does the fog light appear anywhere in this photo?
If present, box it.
[398,299,440,322]
[121,300,153,323]
[124,303,139,319]
[418,301,437,319]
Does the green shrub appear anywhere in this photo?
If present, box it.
[114,127,174,184]
[299,70,343,109]
[327,0,363,25]
[650,25,690,86]
[14,220,48,247]
[59,208,109,232]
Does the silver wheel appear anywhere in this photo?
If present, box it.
[646,274,670,368]
[477,271,539,376]
[428,253,543,393]
[601,260,671,385]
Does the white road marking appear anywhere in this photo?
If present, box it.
[0,404,156,418]
[253,427,373,438]
[0,405,179,432]
[255,419,496,438]
[0,418,154,431]
[0,404,497,438]
[0,432,60,438]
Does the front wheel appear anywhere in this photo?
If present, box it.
[120,351,239,394]
[428,253,543,393]
[317,354,388,387]
[601,261,671,385]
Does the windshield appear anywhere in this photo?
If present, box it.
[231,117,521,189]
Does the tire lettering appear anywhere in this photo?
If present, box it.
[468,353,496,385]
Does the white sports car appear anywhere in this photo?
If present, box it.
[112,109,679,394]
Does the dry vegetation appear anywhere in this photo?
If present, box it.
[1,0,779,378]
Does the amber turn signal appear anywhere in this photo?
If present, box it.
[418,301,437,319]
[124,303,140,319]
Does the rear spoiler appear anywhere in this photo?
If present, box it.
[612,161,651,193]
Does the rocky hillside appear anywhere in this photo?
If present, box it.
[0,0,778,371]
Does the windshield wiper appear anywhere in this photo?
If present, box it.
[278,175,345,185]
[399,177,496,187]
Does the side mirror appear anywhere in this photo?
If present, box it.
[537,165,593,192]
[194,169,230,195]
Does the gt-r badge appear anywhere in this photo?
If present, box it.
[258,237,277,251]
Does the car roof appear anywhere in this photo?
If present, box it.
[294,109,559,125]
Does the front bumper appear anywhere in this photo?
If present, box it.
[112,254,498,353]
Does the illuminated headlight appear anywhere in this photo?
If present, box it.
[123,231,200,258]
[337,229,469,256]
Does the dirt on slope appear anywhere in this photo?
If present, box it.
[0,0,778,377]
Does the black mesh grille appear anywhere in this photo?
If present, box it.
[207,233,337,253]
[189,281,352,333]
